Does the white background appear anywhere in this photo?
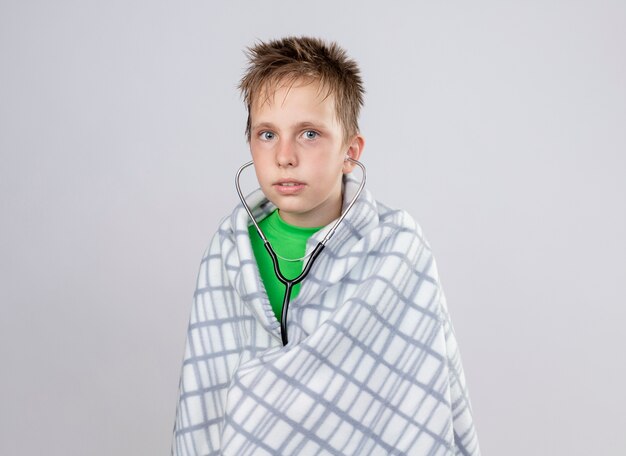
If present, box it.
[1,1,625,454]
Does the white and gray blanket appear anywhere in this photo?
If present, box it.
[172,177,480,455]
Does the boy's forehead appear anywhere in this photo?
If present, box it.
[252,77,335,110]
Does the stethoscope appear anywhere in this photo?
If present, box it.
[235,157,367,345]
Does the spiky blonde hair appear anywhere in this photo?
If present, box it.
[239,36,365,143]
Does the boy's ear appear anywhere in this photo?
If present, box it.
[342,134,365,174]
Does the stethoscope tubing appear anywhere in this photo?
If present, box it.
[235,158,366,345]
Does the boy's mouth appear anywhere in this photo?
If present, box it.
[274,180,305,195]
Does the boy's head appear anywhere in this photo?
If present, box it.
[239,36,364,143]
[239,37,365,228]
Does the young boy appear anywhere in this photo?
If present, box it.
[172,37,480,455]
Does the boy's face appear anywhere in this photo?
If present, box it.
[249,79,364,228]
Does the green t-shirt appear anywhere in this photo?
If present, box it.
[248,210,323,321]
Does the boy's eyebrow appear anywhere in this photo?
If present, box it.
[250,121,275,131]
[251,120,330,131]
[295,121,328,130]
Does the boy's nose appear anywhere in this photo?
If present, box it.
[275,140,297,167]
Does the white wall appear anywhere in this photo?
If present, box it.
[1,1,624,454]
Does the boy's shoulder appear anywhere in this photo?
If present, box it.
[374,199,427,244]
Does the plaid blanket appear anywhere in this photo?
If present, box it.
[172,177,480,455]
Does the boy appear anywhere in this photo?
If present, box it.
[172,36,480,455]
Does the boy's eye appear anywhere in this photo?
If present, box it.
[260,131,275,141]
[303,130,318,140]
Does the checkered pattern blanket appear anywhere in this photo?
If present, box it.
[172,177,480,455]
